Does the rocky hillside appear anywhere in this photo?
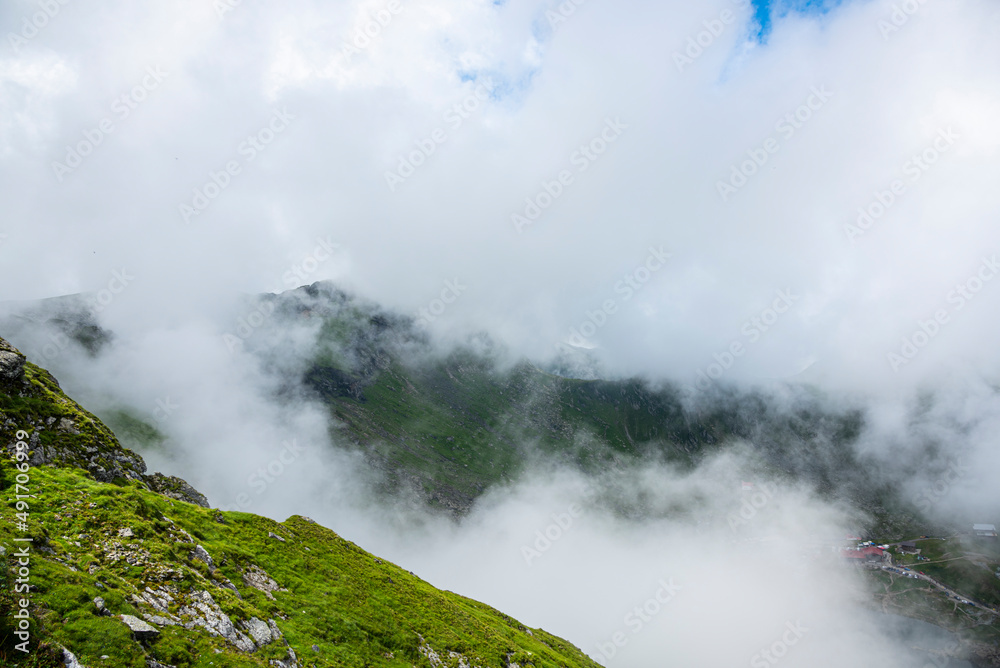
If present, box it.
[0,336,602,668]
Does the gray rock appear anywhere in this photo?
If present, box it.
[57,417,80,434]
[62,647,87,668]
[241,617,273,647]
[144,472,210,508]
[119,614,160,641]
[189,544,215,571]
[0,349,25,383]
[178,590,255,653]
[143,614,180,627]
[268,531,286,542]
[142,586,174,612]
[146,660,177,668]
[269,646,299,668]
[242,564,285,600]
[93,596,109,616]
[217,577,242,599]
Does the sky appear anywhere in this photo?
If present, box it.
[0,0,1000,392]
[1,0,999,395]
[2,1,1000,666]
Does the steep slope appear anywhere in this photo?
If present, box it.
[0,336,601,668]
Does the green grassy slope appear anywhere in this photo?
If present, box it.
[0,336,601,668]
[287,285,888,525]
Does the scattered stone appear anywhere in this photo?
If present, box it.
[118,528,134,538]
[146,660,177,668]
[94,597,109,616]
[311,644,320,652]
[268,532,286,542]
[119,614,160,641]
[57,417,80,434]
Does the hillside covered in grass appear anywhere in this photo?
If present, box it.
[0,335,602,668]
[238,284,918,539]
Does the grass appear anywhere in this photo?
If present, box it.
[0,335,602,668]
[886,537,1000,609]
[0,465,602,668]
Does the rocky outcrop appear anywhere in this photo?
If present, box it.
[242,564,286,600]
[0,338,25,385]
[0,336,148,485]
[178,590,256,652]
[189,544,216,571]
[240,617,280,647]
[145,472,210,508]
[0,336,211,508]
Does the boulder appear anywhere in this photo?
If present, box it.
[119,614,160,641]
[145,472,210,508]
[62,647,87,668]
[241,617,273,647]
[0,339,25,384]
[93,596,109,616]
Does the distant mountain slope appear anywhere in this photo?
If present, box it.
[0,336,602,668]
[254,284,912,535]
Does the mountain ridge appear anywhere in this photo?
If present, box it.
[0,334,603,668]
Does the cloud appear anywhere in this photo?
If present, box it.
[0,0,997,394]
[1,0,999,665]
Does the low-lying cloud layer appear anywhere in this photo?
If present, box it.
[0,297,990,667]
[2,0,999,665]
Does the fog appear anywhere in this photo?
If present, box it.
[2,0,999,665]
[0,289,992,667]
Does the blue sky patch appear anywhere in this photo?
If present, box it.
[751,0,846,40]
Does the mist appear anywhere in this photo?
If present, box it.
[0,291,992,667]
[2,0,999,665]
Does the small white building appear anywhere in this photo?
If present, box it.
[973,524,997,538]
